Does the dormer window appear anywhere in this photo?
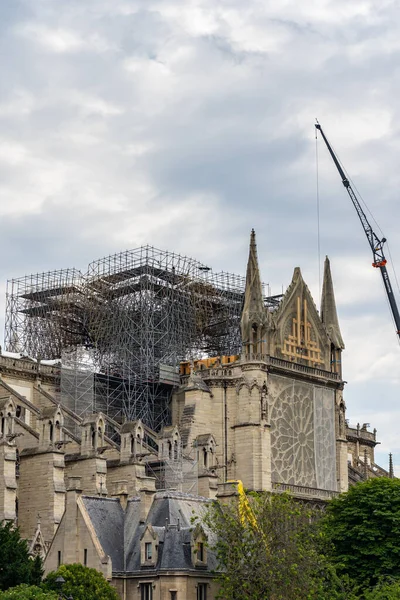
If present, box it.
[145,542,153,561]
[140,524,158,567]
[192,524,207,567]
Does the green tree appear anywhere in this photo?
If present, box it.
[324,478,400,589]
[0,584,57,599]
[0,521,40,590]
[30,555,44,587]
[364,579,400,599]
[44,564,119,600]
[203,491,349,600]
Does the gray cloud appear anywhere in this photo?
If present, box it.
[1,0,400,468]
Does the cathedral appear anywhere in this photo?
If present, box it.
[0,231,390,600]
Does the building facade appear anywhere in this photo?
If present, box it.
[0,231,392,599]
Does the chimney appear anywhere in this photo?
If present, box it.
[111,480,129,510]
[139,487,156,523]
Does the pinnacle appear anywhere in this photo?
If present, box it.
[321,256,344,349]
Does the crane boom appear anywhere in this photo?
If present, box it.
[315,122,400,339]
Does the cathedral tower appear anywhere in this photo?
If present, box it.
[172,232,348,496]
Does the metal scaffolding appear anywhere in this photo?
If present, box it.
[4,245,277,431]
[60,347,95,417]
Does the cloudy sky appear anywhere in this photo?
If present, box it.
[1,0,400,470]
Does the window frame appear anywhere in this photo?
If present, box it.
[145,541,153,561]
[197,542,205,562]
[197,583,207,600]
[140,582,153,600]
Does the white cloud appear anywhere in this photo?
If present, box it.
[16,24,85,52]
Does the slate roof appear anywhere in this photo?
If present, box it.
[82,491,217,576]
[195,433,214,446]
[82,496,125,571]
[120,421,141,434]
[184,372,211,394]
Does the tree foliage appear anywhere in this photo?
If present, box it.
[0,584,57,599]
[0,521,43,591]
[203,491,349,600]
[44,564,119,600]
[364,580,400,600]
[30,556,44,588]
[324,478,400,589]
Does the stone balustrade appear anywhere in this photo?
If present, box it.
[272,481,339,500]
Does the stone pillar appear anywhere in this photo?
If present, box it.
[139,487,156,523]
[335,389,348,493]
[65,456,108,496]
[216,481,239,505]
[233,377,271,492]
[106,461,155,499]
[110,480,129,510]
[197,473,218,499]
[18,447,66,545]
[62,476,82,565]
[0,440,17,522]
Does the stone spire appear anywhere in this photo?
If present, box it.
[320,256,344,349]
[240,230,268,356]
[389,453,394,478]
[243,229,264,315]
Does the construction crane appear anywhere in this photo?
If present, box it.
[315,121,400,340]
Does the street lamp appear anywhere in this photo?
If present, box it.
[55,575,73,600]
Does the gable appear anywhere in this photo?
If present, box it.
[271,268,331,369]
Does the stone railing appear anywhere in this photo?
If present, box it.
[272,482,339,500]
[346,425,376,442]
[184,355,340,383]
[267,356,340,382]
[0,354,60,377]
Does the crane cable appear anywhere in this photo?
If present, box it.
[316,125,400,345]
[324,136,400,334]
[315,124,321,300]
[316,126,385,237]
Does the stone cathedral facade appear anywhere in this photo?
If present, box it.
[173,230,348,497]
[0,231,390,599]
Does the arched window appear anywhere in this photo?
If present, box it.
[49,421,54,442]
[252,323,258,352]
[203,447,208,468]
[174,440,179,460]
[7,413,12,435]
[168,440,172,459]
